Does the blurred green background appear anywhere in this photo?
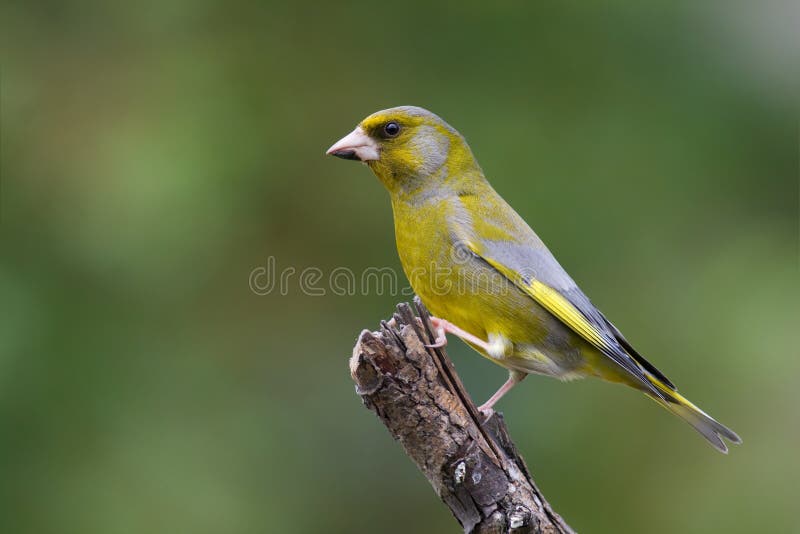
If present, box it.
[1,1,797,533]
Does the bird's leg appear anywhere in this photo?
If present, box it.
[426,316,492,352]
[425,316,522,415]
[478,370,527,415]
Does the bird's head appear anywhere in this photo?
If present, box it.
[327,106,480,197]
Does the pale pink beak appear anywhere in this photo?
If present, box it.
[326,127,380,162]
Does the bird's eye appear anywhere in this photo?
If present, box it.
[383,122,401,137]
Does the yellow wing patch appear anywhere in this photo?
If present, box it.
[464,239,662,397]
[526,280,615,353]
[469,242,614,355]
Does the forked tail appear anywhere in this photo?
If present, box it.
[646,374,742,453]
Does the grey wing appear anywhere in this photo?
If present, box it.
[478,237,609,331]
[477,235,671,396]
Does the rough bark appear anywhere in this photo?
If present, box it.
[349,299,576,534]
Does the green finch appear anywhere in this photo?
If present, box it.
[327,106,740,453]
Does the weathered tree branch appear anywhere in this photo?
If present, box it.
[350,299,576,534]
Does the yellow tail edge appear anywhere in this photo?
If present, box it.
[646,374,742,454]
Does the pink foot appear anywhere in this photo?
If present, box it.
[425,328,448,348]
[476,404,495,417]
[425,317,491,352]
[478,372,527,414]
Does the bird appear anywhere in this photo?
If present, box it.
[326,105,741,453]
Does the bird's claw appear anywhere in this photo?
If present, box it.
[477,405,496,419]
[425,327,448,348]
